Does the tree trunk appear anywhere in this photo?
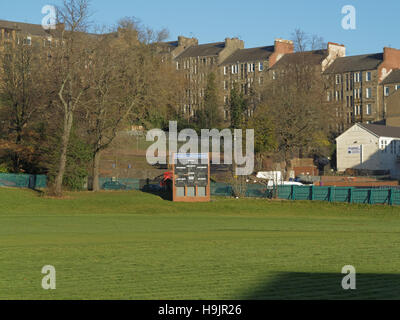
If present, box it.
[92,150,101,192]
[284,149,291,181]
[54,111,74,196]
[12,130,23,173]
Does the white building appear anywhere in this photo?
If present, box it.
[336,123,400,179]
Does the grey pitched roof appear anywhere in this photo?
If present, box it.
[176,42,225,59]
[359,123,400,138]
[0,19,54,37]
[221,46,274,65]
[156,40,179,54]
[381,69,400,85]
[270,49,328,70]
[159,40,178,48]
[324,53,383,74]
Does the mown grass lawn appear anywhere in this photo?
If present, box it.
[1,187,400,300]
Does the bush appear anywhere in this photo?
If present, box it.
[231,174,248,198]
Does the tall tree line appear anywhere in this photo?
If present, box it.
[0,0,183,195]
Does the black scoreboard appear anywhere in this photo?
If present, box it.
[173,153,210,202]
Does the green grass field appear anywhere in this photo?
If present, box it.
[1,187,400,300]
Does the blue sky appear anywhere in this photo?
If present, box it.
[1,0,399,56]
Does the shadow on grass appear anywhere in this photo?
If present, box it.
[140,186,172,201]
[239,272,400,300]
[29,187,45,196]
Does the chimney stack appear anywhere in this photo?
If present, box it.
[178,36,198,48]
[269,39,294,67]
[379,47,400,81]
[321,42,346,71]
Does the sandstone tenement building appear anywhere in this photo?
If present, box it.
[0,19,63,48]
[2,18,400,131]
[166,36,294,120]
[323,47,400,132]
[382,69,400,126]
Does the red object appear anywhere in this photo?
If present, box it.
[160,171,173,187]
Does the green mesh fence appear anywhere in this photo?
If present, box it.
[0,173,47,189]
[2,172,399,206]
[276,185,400,205]
[245,183,271,198]
[210,182,232,196]
[392,189,400,205]
[277,186,292,200]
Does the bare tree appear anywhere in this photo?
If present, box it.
[292,28,326,52]
[259,38,334,179]
[48,0,92,196]
[84,19,182,191]
[0,40,45,172]
[117,17,169,44]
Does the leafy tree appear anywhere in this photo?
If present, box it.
[196,72,222,129]
[229,82,246,129]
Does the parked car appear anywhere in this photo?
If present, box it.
[266,180,304,189]
[102,181,127,190]
[142,184,163,192]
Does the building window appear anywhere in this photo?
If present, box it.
[223,66,227,75]
[384,86,390,96]
[224,81,228,90]
[354,72,361,82]
[366,72,372,82]
[231,64,238,74]
[353,88,361,99]
[176,62,180,70]
[247,63,255,73]
[272,71,276,80]
[396,85,400,91]
[336,74,341,84]
[366,88,372,99]
[26,36,32,46]
[259,62,264,71]
[224,96,228,105]
[366,104,372,115]
[327,92,331,102]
